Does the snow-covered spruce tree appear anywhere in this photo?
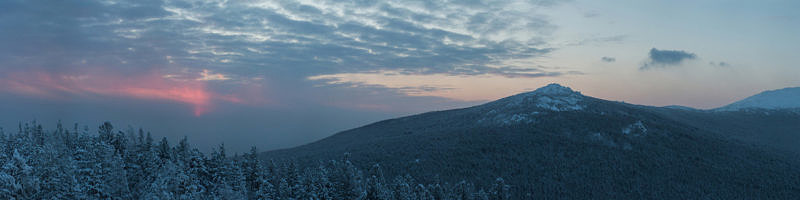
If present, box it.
[310,164,335,199]
[242,146,264,199]
[326,153,365,199]
[177,149,208,199]
[97,122,114,146]
[125,129,156,199]
[365,164,391,200]
[174,136,190,164]
[254,176,276,200]
[86,137,131,199]
[1,149,40,199]
[157,137,171,161]
[72,143,101,199]
[141,160,178,199]
[207,143,246,198]
[30,138,76,199]
[286,162,306,199]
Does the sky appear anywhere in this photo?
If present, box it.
[1,0,798,152]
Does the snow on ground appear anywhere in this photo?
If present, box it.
[622,121,647,136]
[502,83,585,111]
[479,83,586,125]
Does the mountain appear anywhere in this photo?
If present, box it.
[716,86,800,111]
[262,83,800,199]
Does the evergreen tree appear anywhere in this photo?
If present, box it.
[365,164,389,200]
[145,132,154,150]
[158,137,171,161]
[31,144,75,199]
[255,178,276,200]
[1,149,40,199]
[242,146,263,199]
[98,122,113,145]
[175,136,190,164]
[73,145,100,199]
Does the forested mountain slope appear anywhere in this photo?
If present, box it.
[652,107,800,154]
[263,84,800,199]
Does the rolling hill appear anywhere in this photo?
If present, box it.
[262,84,800,199]
[716,86,800,111]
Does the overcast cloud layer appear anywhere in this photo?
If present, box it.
[0,0,570,78]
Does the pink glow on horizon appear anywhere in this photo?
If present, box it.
[0,68,258,116]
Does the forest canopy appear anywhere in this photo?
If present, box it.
[0,121,507,200]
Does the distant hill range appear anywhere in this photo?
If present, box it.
[715,86,800,111]
[262,84,800,199]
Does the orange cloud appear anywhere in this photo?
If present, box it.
[0,68,255,116]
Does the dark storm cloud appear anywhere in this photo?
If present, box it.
[640,48,697,70]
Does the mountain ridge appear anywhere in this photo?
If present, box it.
[262,83,800,199]
[716,86,800,111]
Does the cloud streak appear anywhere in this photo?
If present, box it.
[0,68,253,116]
[308,70,578,102]
[197,69,231,81]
